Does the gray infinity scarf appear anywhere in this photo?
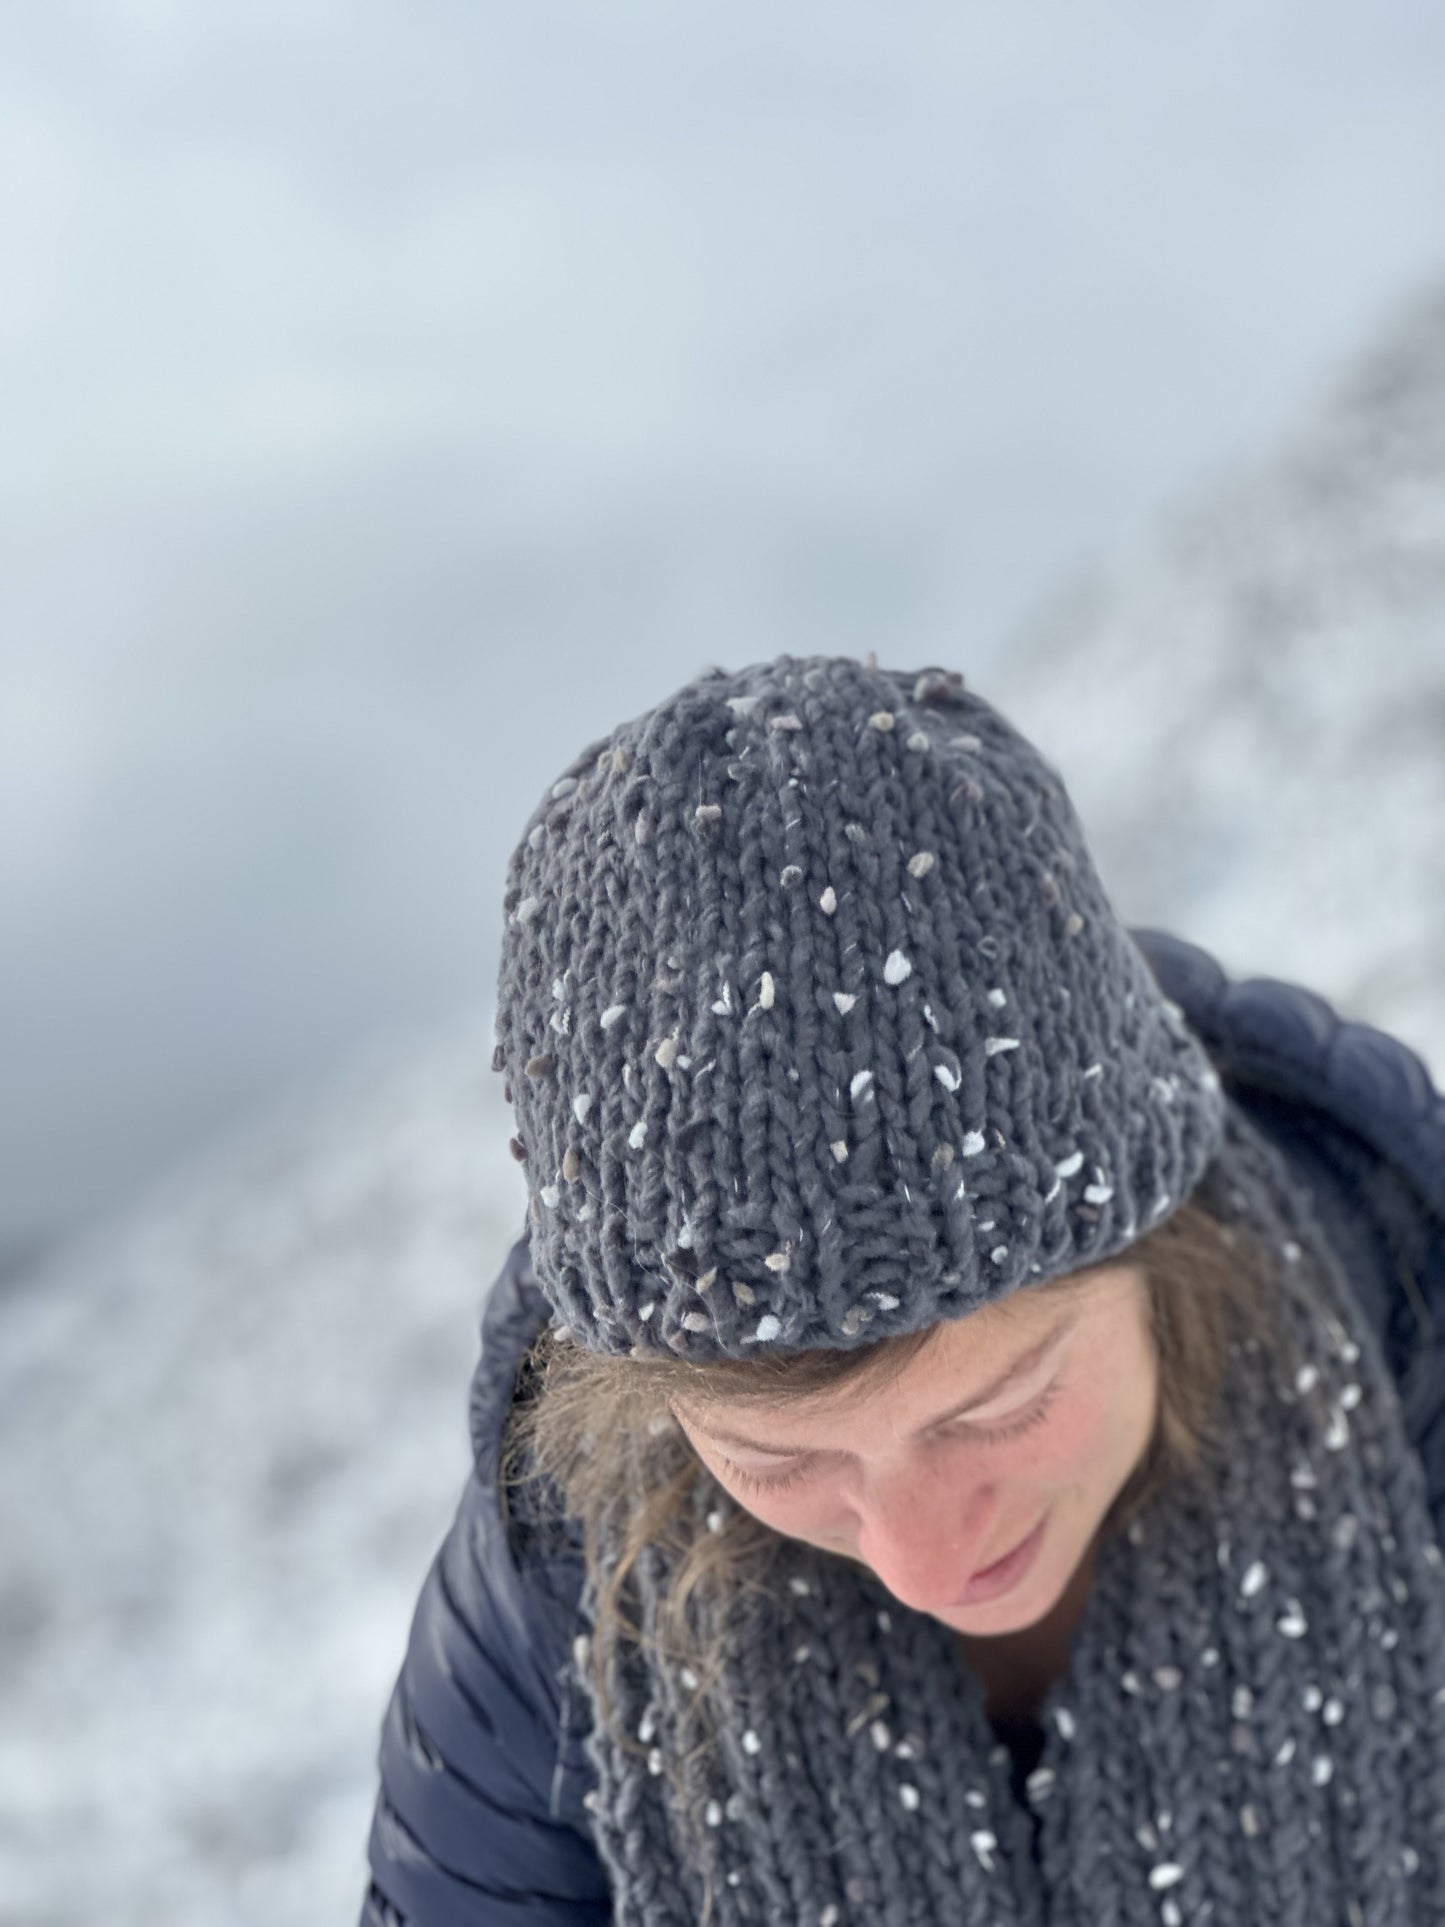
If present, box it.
[573,1106,1445,1927]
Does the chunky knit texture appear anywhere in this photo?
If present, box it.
[495,656,1225,1359]
[574,1103,1445,1927]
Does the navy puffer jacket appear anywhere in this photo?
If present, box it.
[360,932,1445,1926]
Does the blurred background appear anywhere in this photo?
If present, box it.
[2,3,1443,1922]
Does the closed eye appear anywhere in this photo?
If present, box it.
[958,1377,1063,1444]
[722,1460,812,1498]
[720,1379,1063,1498]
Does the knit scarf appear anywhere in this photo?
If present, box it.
[572,1104,1445,1927]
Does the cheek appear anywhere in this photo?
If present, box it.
[716,1471,876,1558]
[1002,1392,1121,1486]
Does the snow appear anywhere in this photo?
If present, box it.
[997,281,1445,1079]
[0,1020,524,1924]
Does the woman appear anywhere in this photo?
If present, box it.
[361,655,1445,1927]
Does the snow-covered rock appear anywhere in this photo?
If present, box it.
[996,281,1445,1078]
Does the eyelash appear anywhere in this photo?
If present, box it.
[722,1382,1064,1497]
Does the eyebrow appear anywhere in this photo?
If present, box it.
[695,1311,1078,1458]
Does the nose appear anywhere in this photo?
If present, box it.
[854,1464,1002,1612]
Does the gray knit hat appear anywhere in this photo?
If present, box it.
[493,654,1224,1359]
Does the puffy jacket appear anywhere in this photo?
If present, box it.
[360,931,1445,1926]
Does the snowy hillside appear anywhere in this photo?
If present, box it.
[0,1024,526,1926]
[997,281,1445,1078]
[4,284,1445,1927]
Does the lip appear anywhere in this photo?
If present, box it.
[949,1511,1049,1606]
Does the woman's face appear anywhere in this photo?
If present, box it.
[671,1264,1158,1637]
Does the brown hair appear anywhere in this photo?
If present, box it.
[501,1197,1277,1794]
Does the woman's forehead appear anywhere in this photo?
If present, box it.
[678,1263,1141,1434]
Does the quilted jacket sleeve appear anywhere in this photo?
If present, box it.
[1135,928,1445,1539]
[360,1248,611,1927]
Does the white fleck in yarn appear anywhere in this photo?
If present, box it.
[1239,1559,1268,1597]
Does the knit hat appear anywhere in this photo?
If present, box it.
[493,654,1225,1359]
